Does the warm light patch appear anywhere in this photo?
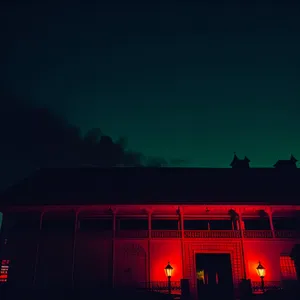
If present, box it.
[280,256,297,280]
[256,261,266,278]
[150,241,182,281]
[196,270,204,281]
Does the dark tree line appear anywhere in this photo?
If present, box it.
[0,89,184,189]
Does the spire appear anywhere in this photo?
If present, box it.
[290,154,298,163]
[230,153,250,168]
[274,155,298,169]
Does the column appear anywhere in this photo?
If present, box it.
[112,210,116,287]
[267,208,275,238]
[147,210,152,287]
[148,211,152,236]
[33,211,44,287]
[71,210,79,288]
[236,218,240,230]
[180,208,185,279]
[239,213,245,232]
[237,210,248,279]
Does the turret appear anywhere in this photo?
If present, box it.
[230,153,250,168]
[274,155,298,169]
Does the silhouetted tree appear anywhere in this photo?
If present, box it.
[0,89,170,189]
[146,157,168,167]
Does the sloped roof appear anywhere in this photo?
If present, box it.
[0,167,300,206]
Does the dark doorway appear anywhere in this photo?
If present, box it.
[196,253,234,300]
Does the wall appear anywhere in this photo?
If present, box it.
[150,239,182,282]
[0,212,3,232]
[2,212,39,287]
[35,212,74,288]
[244,240,297,282]
[114,240,148,287]
[74,232,112,287]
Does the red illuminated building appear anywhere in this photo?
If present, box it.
[0,156,299,299]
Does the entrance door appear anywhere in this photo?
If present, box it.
[196,253,234,300]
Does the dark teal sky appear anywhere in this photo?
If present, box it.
[2,0,300,168]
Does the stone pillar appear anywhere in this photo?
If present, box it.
[180,208,185,279]
[267,209,275,238]
[180,210,184,231]
[112,210,117,287]
[238,210,248,279]
[236,218,240,230]
[33,211,44,287]
[71,210,79,288]
[147,210,152,286]
[148,211,152,233]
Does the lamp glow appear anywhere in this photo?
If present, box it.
[256,261,266,278]
[164,261,173,278]
[164,262,173,294]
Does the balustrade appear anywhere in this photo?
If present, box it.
[251,281,282,293]
[184,230,241,238]
[115,230,149,238]
[243,230,273,238]
[138,281,181,294]
[79,229,299,239]
[151,230,182,238]
[275,230,300,239]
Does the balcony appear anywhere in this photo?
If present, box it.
[97,230,299,239]
[243,230,273,239]
[274,230,300,239]
[115,230,149,238]
[151,230,182,238]
[184,230,241,239]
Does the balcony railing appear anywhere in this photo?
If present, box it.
[243,230,273,238]
[184,230,241,238]
[151,230,182,238]
[93,230,299,239]
[275,230,300,239]
[251,281,282,293]
[115,230,149,238]
[138,281,181,294]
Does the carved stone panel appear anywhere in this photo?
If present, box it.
[183,240,244,290]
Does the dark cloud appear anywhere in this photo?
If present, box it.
[0,88,174,190]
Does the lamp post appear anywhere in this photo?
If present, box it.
[164,262,174,294]
[256,261,266,293]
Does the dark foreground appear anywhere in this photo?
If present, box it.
[0,286,300,300]
[0,287,174,300]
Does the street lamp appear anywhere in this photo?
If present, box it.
[256,261,266,292]
[164,262,174,294]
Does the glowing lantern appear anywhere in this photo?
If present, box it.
[256,261,266,278]
[256,261,266,293]
[164,262,173,294]
[164,261,174,278]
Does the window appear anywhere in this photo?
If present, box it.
[273,218,300,230]
[280,255,297,280]
[42,219,74,232]
[79,219,112,231]
[243,218,270,230]
[119,219,148,230]
[152,219,178,230]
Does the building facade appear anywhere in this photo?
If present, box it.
[0,166,300,299]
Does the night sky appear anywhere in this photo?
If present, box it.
[1,0,300,187]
